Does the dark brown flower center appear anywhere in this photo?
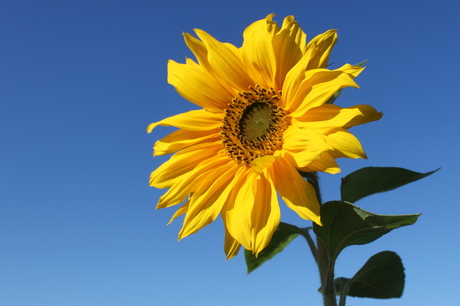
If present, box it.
[221,86,291,167]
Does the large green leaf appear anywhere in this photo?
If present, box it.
[341,167,438,203]
[245,222,303,273]
[335,251,405,302]
[313,201,419,259]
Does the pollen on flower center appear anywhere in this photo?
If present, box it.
[221,85,291,167]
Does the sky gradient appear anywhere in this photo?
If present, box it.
[1,1,459,305]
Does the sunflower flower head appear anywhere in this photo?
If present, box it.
[148,14,382,259]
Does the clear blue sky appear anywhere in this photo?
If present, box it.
[1,1,458,305]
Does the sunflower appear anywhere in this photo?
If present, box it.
[148,14,382,259]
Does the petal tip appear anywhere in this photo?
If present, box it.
[146,122,157,133]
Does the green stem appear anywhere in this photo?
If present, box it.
[299,228,318,263]
[317,241,336,306]
[306,173,337,306]
[338,280,349,306]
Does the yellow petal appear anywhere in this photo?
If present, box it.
[147,109,222,133]
[342,105,383,129]
[272,15,306,91]
[167,59,231,112]
[295,104,381,135]
[295,104,360,133]
[150,142,221,189]
[167,201,189,224]
[299,152,341,174]
[179,161,238,238]
[224,170,280,255]
[156,155,230,209]
[241,14,278,89]
[271,158,321,225]
[305,29,337,70]
[223,223,242,260]
[326,129,367,159]
[280,16,307,52]
[223,170,253,250]
[250,170,280,255]
[337,63,365,78]
[282,51,314,107]
[194,29,252,91]
[282,29,337,105]
[183,33,212,73]
[153,129,220,156]
[184,33,237,98]
[283,124,333,168]
[287,69,359,117]
[251,152,281,173]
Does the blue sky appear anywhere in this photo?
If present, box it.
[1,1,459,305]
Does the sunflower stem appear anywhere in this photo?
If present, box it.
[306,173,337,306]
[299,227,318,263]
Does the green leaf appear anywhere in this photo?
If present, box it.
[341,167,438,203]
[245,222,303,273]
[313,201,419,259]
[326,89,342,104]
[335,251,405,300]
[354,59,368,67]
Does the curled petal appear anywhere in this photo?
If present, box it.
[305,29,337,70]
[272,15,307,91]
[282,29,337,104]
[296,104,382,134]
[283,125,333,168]
[280,16,307,52]
[286,69,359,117]
[299,152,341,174]
[342,105,383,129]
[242,14,278,89]
[326,129,367,159]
